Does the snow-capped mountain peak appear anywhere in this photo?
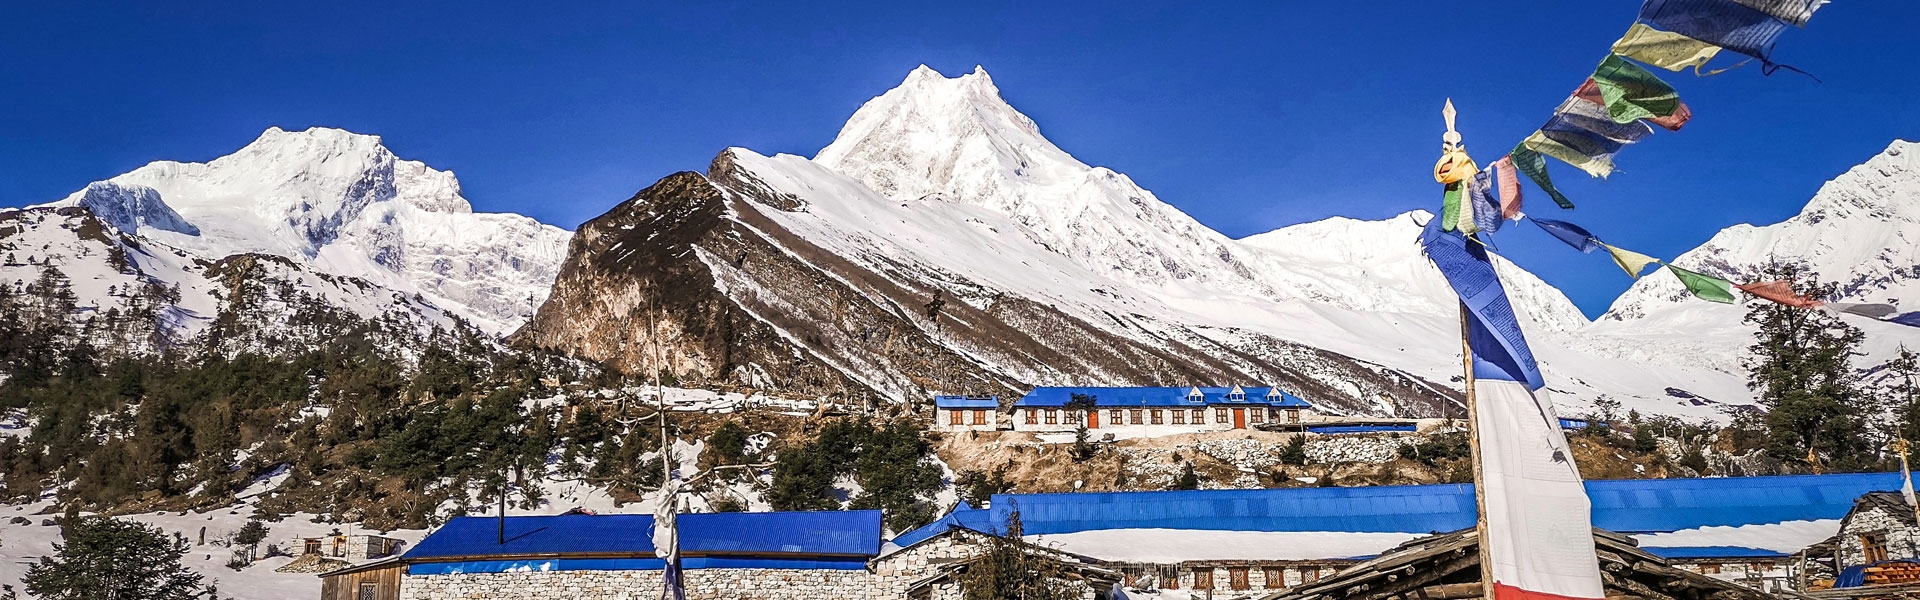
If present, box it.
[37,126,571,334]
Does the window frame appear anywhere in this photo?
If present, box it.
[950,410,964,426]
[1191,408,1205,423]
[1129,409,1144,425]
[1172,410,1186,425]
[1150,409,1163,424]
[1230,567,1251,590]
[1045,409,1058,425]
[1193,569,1214,590]
[972,409,988,425]
[1216,407,1230,423]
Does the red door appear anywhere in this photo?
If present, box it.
[1088,410,1099,429]
[1232,408,1246,429]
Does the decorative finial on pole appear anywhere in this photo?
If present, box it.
[1442,98,1462,152]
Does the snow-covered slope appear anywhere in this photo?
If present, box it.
[1596,139,1920,376]
[40,127,571,333]
[647,65,1784,419]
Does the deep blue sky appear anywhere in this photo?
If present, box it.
[3,3,1916,317]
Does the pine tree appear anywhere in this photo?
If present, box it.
[233,519,270,564]
[956,508,1082,600]
[24,516,211,600]
[1743,267,1871,470]
[1884,347,1920,444]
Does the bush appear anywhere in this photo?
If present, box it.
[25,516,210,600]
[1278,435,1308,465]
[1397,433,1471,467]
[1171,463,1200,490]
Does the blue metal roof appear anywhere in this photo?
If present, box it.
[1640,546,1788,559]
[934,396,999,409]
[1016,387,1311,408]
[889,502,1003,549]
[988,472,1900,537]
[1559,418,1590,429]
[405,510,884,562]
[1308,424,1417,434]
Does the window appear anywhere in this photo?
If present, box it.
[1230,567,1250,590]
[1264,568,1285,588]
[1701,563,1722,574]
[1191,409,1205,423]
[1045,409,1058,425]
[1864,533,1890,563]
[950,410,964,426]
[304,539,322,555]
[1065,410,1081,424]
[972,409,987,425]
[1110,409,1123,425]
[1130,409,1144,424]
[1287,409,1301,423]
[1026,409,1038,425]
[1250,409,1264,424]
[1172,410,1186,425]
[358,582,378,600]
[1216,408,1229,423]
[1303,568,1320,583]
[1150,410,1163,424]
[1193,569,1213,590]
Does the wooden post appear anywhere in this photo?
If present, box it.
[1440,98,1495,600]
[1462,304,1494,600]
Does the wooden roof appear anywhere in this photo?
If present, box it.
[1257,528,1788,600]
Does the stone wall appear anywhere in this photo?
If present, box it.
[400,567,873,600]
[1839,507,1920,568]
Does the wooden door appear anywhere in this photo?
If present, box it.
[1088,410,1099,429]
[1233,408,1246,429]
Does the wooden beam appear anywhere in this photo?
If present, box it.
[1405,583,1484,600]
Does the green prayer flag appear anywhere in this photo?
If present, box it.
[1666,264,1736,304]
[1509,144,1575,210]
[1441,183,1463,232]
[1593,55,1682,125]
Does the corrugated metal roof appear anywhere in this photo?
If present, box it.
[404,510,884,562]
[987,473,1900,537]
[1308,424,1417,434]
[1016,387,1312,408]
[934,396,999,409]
[1640,546,1788,559]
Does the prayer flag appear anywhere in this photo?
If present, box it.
[1639,0,1792,62]
[1728,0,1827,27]
[1551,96,1656,145]
[1525,131,1615,178]
[1592,55,1684,125]
[1442,183,1464,233]
[1420,219,1604,600]
[1666,265,1736,304]
[1602,243,1663,279]
[1509,144,1575,210]
[1574,78,1691,131]
[1610,23,1723,72]
[1530,218,1604,254]
[1739,279,1822,308]
[1491,155,1524,219]
[1824,302,1898,319]
[1470,169,1502,234]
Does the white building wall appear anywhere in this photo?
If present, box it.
[1010,406,1301,436]
[935,407,998,432]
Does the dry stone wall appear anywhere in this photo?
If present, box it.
[400,567,873,600]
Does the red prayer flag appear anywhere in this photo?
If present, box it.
[1491,155,1523,219]
[1739,280,1822,308]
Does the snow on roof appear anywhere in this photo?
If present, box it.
[1630,519,1841,554]
[1027,529,1420,563]
[1016,387,1311,408]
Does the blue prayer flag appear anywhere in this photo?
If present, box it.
[1640,0,1791,62]
[1421,219,1544,389]
[1530,218,1605,254]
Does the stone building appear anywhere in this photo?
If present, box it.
[933,395,1000,432]
[1834,492,1920,570]
[390,510,884,600]
[1010,386,1315,436]
[301,533,405,560]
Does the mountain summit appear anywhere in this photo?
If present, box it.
[38,126,572,333]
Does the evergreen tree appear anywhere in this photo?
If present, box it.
[1883,347,1920,444]
[955,508,1081,600]
[25,516,211,600]
[1171,462,1200,490]
[1743,267,1871,469]
[233,519,270,564]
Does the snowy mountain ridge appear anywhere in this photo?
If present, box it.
[37,126,572,333]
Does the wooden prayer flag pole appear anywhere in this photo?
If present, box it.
[1441,98,1496,600]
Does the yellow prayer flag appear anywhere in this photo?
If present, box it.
[1522,132,1613,178]
[1602,243,1662,279]
[1610,23,1722,73]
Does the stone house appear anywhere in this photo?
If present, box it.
[301,533,405,560]
[385,510,885,600]
[1834,492,1920,570]
[1009,386,1315,436]
[933,395,1000,432]
[876,506,1118,599]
